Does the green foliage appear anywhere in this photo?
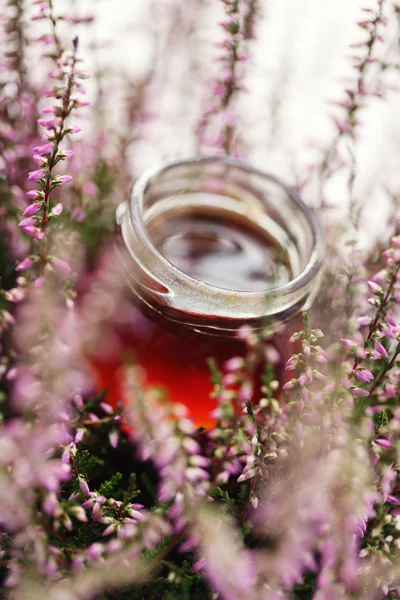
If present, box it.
[98,472,123,497]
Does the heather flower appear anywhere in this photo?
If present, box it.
[23,203,41,217]
[15,258,34,272]
[57,175,73,185]
[28,168,45,181]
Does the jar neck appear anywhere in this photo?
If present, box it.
[117,156,324,336]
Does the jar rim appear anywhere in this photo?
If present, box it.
[121,155,325,324]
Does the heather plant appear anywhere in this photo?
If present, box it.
[1,0,400,599]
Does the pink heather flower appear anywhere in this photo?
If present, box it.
[391,235,400,248]
[28,169,45,181]
[375,439,392,449]
[367,281,383,294]
[23,203,41,217]
[303,344,311,358]
[57,175,73,185]
[299,374,307,386]
[385,383,396,397]
[69,125,81,134]
[53,203,63,216]
[34,277,45,288]
[354,369,374,383]
[375,342,388,358]
[332,115,351,133]
[75,429,85,444]
[99,402,114,415]
[35,231,45,241]
[26,190,40,199]
[63,149,74,159]
[18,217,35,229]
[282,380,295,390]
[43,493,58,516]
[352,387,370,397]
[72,206,85,222]
[33,154,47,165]
[82,181,98,196]
[387,315,397,327]
[16,258,33,272]
[372,269,387,283]
[382,327,396,339]
[21,225,37,237]
[387,495,400,505]
[73,394,84,409]
[224,357,244,372]
[109,430,119,448]
[53,258,72,276]
[340,338,358,347]
[285,356,296,371]
[38,117,59,128]
[86,543,102,561]
[358,316,372,326]
[74,99,92,108]
[313,370,327,381]
[79,478,90,498]
[33,143,53,155]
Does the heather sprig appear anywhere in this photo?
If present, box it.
[301,0,393,202]
[340,235,400,405]
[17,36,88,276]
[124,367,210,507]
[197,0,249,154]
[282,314,328,414]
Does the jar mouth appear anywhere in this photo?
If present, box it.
[119,155,325,329]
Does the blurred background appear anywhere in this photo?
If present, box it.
[7,0,400,243]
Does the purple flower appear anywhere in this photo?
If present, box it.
[33,154,46,165]
[391,235,400,248]
[23,203,41,217]
[340,338,358,347]
[52,203,63,216]
[26,190,40,199]
[375,342,388,358]
[18,217,35,229]
[282,380,295,390]
[53,258,72,276]
[43,493,58,516]
[354,369,374,383]
[375,438,392,449]
[352,387,370,397]
[57,175,73,185]
[33,143,53,155]
[109,430,119,448]
[22,225,37,237]
[387,495,400,505]
[28,169,45,181]
[358,315,371,326]
[16,258,33,272]
[367,281,383,294]
[79,478,90,498]
[38,117,59,128]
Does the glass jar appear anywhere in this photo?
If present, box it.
[90,156,324,428]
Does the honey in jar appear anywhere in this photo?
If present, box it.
[88,156,324,428]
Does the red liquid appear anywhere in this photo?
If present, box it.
[89,212,294,428]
